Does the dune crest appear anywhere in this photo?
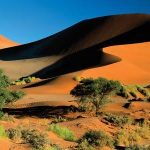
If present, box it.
[0,35,19,49]
[0,14,150,94]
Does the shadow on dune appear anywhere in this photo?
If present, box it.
[0,14,150,80]
[30,48,121,79]
[3,106,77,118]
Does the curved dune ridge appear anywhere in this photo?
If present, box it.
[1,14,150,94]
[0,35,19,49]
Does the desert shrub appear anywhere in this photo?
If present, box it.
[0,69,10,88]
[117,85,130,98]
[78,130,114,148]
[10,90,25,101]
[0,89,25,109]
[136,85,150,97]
[6,128,21,140]
[72,76,83,82]
[126,145,150,150]
[134,118,150,127]
[71,77,122,115]
[134,126,150,139]
[11,76,40,85]
[115,129,141,147]
[52,116,67,124]
[104,114,133,126]
[0,125,7,138]
[0,112,14,121]
[0,111,4,118]
[129,91,137,99]
[77,139,95,150]
[21,129,49,150]
[48,124,76,141]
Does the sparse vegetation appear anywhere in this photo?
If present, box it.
[52,116,67,124]
[6,128,21,140]
[78,130,114,149]
[21,128,49,150]
[71,77,122,115]
[0,112,14,121]
[117,85,130,98]
[136,85,150,97]
[0,69,10,88]
[0,69,25,114]
[0,125,7,138]
[115,125,150,147]
[104,113,133,126]
[48,124,76,141]
[125,145,150,150]
[11,76,40,85]
[72,76,83,82]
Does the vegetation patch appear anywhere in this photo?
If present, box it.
[136,85,150,97]
[0,69,25,114]
[11,76,40,85]
[125,145,150,150]
[71,77,122,115]
[115,125,150,147]
[78,130,114,149]
[51,116,67,124]
[48,124,76,141]
[21,128,50,150]
[104,113,133,126]
[0,125,7,138]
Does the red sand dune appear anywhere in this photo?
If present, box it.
[1,14,150,95]
[82,42,150,85]
[0,35,18,49]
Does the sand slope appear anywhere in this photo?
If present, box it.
[82,42,150,85]
[0,14,150,94]
[0,35,18,49]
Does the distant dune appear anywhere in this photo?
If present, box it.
[0,35,18,49]
[0,14,150,94]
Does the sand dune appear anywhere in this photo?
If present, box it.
[82,42,150,85]
[0,14,150,94]
[0,35,18,49]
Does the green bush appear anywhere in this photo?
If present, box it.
[48,124,76,141]
[21,129,49,150]
[0,112,14,121]
[52,116,67,124]
[104,114,133,126]
[129,91,137,99]
[78,130,114,148]
[136,86,150,97]
[0,125,7,138]
[117,86,130,98]
[0,69,10,88]
[70,77,122,115]
[115,129,141,147]
[11,76,40,85]
[6,128,21,140]
[77,139,95,150]
[0,89,25,110]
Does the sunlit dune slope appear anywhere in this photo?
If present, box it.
[0,14,150,94]
[81,42,150,85]
[0,35,19,49]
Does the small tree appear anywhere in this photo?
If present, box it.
[0,69,25,113]
[70,77,122,115]
[0,69,10,88]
